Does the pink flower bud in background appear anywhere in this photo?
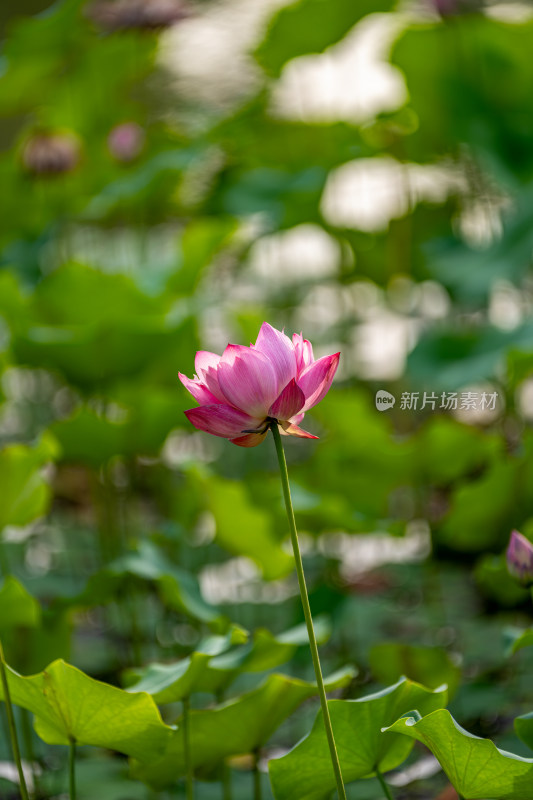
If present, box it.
[506,530,533,586]
[108,122,145,163]
[21,131,81,177]
[180,323,340,447]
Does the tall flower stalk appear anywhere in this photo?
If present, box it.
[69,738,77,800]
[270,422,347,799]
[180,322,346,797]
[0,640,30,800]
[183,696,194,800]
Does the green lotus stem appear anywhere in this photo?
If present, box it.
[69,737,77,800]
[0,640,30,800]
[183,696,194,800]
[21,709,38,796]
[222,759,232,800]
[376,768,393,800]
[253,749,262,800]
[216,689,232,800]
[0,544,9,577]
[271,423,347,800]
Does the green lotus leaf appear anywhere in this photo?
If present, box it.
[386,708,533,799]
[255,0,395,78]
[203,475,293,580]
[132,667,356,789]
[0,659,174,760]
[504,627,533,657]
[58,539,222,627]
[369,642,461,698]
[0,435,57,531]
[269,678,448,800]
[515,712,533,753]
[0,576,40,630]
[204,616,332,692]
[123,626,249,703]
[125,617,333,700]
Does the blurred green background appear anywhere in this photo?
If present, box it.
[2,0,533,797]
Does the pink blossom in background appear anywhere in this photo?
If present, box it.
[179,323,340,447]
[108,122,145,163]
[506,530,533,586]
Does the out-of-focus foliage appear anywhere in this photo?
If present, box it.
[1,0,533,796]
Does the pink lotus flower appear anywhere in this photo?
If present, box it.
[506,529,533,586]
[179,323,340,447]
